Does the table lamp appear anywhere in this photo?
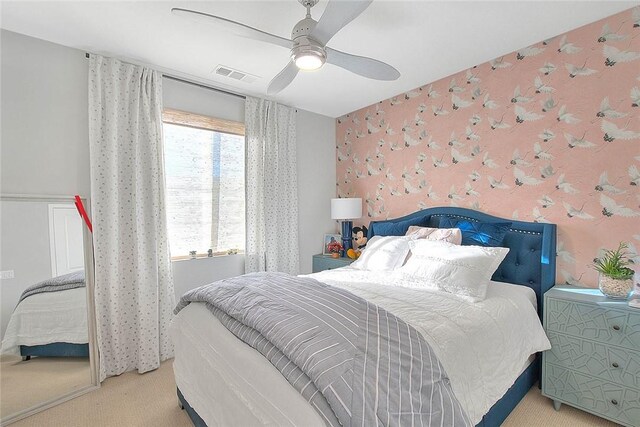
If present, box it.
[331,198,362,255]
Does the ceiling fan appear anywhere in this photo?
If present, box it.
[172,0,400,95]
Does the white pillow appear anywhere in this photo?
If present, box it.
[350,235,411,271]
[398,240,509,302]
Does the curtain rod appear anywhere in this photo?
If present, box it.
[84,53,246,100]
[162,75,246,100]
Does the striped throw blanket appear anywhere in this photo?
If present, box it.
[175,272,471,427]
[18,270,85,303]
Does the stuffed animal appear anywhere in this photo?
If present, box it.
[352,225,368,249]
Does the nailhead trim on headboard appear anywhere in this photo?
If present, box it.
[431,213,542,235]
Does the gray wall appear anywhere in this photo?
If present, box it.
[0,30,91,339]
[1,30,90,197]
[163,78,245,123]
[1,30,337,301]
[296,110,337,274]
[0,201,55,338]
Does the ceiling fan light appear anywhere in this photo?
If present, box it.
[291,40,326,71]
[294,52,325,70]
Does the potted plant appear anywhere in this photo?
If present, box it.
[593,242,635,299]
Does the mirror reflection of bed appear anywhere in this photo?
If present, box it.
[0,197,92,419]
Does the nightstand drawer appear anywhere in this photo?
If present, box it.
[546,331,640,390]
[312,255,354,273]
[546,298,640,350]
[544,364,640,427]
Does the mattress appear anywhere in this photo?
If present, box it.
[171,270,550,425]
[1,287,88,356]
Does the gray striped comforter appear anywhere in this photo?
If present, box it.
[175,272,471,427]
[19,270,85,303]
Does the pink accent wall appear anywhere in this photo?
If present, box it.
[336,7,640,287]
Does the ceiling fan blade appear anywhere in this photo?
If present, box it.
[326,47,400,81]
[172,8,293,49]
[267,61,299,95]
[311,0,373,46]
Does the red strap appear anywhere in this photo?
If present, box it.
[74,195,93,233]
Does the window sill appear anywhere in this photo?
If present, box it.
[171,252,244,263]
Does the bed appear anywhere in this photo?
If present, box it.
[171,206,557,427]
[1,272,89,360]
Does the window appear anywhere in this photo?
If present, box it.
[162,109,245,259]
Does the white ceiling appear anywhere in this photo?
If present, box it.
[1,1,638,117]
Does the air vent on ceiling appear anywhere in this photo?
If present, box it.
[214,65,258,83]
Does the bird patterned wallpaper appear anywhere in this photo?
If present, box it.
[335,7,640,287]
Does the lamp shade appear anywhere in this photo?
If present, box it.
[331,198,362,220]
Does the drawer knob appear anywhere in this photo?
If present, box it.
[612,362,619,368]
[611,399,618,406]
[612,325,621,331]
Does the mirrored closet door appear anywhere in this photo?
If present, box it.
[0,195,99,424]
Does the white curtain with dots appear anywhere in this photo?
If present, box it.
[244,97,299,275]
[88,55,175,381]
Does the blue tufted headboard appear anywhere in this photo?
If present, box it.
[368,207,557,319]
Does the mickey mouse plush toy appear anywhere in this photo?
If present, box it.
[352,225,368,249]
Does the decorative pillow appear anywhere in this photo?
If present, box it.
[350,235,411,271]
[405,226,462,245]
[398,239,510,302]
[371,216,428,237]
[439,217,511,247]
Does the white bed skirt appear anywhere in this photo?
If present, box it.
[1,287,88,356]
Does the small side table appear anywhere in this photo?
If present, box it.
[542,285,640,427]
[312,254,354,273]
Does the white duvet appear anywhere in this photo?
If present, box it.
[304,267,551,424]
[1,287,88,356]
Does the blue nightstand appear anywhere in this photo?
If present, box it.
[542,285,640,426]
[312,254,354,273]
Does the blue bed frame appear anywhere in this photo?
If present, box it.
[177,206,557,427]
[20,343,89,360]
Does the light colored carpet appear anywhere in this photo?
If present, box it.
[9,360,619,427]
[503,386,619,427]
[9,360,190,427]
[1,355,91,419]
